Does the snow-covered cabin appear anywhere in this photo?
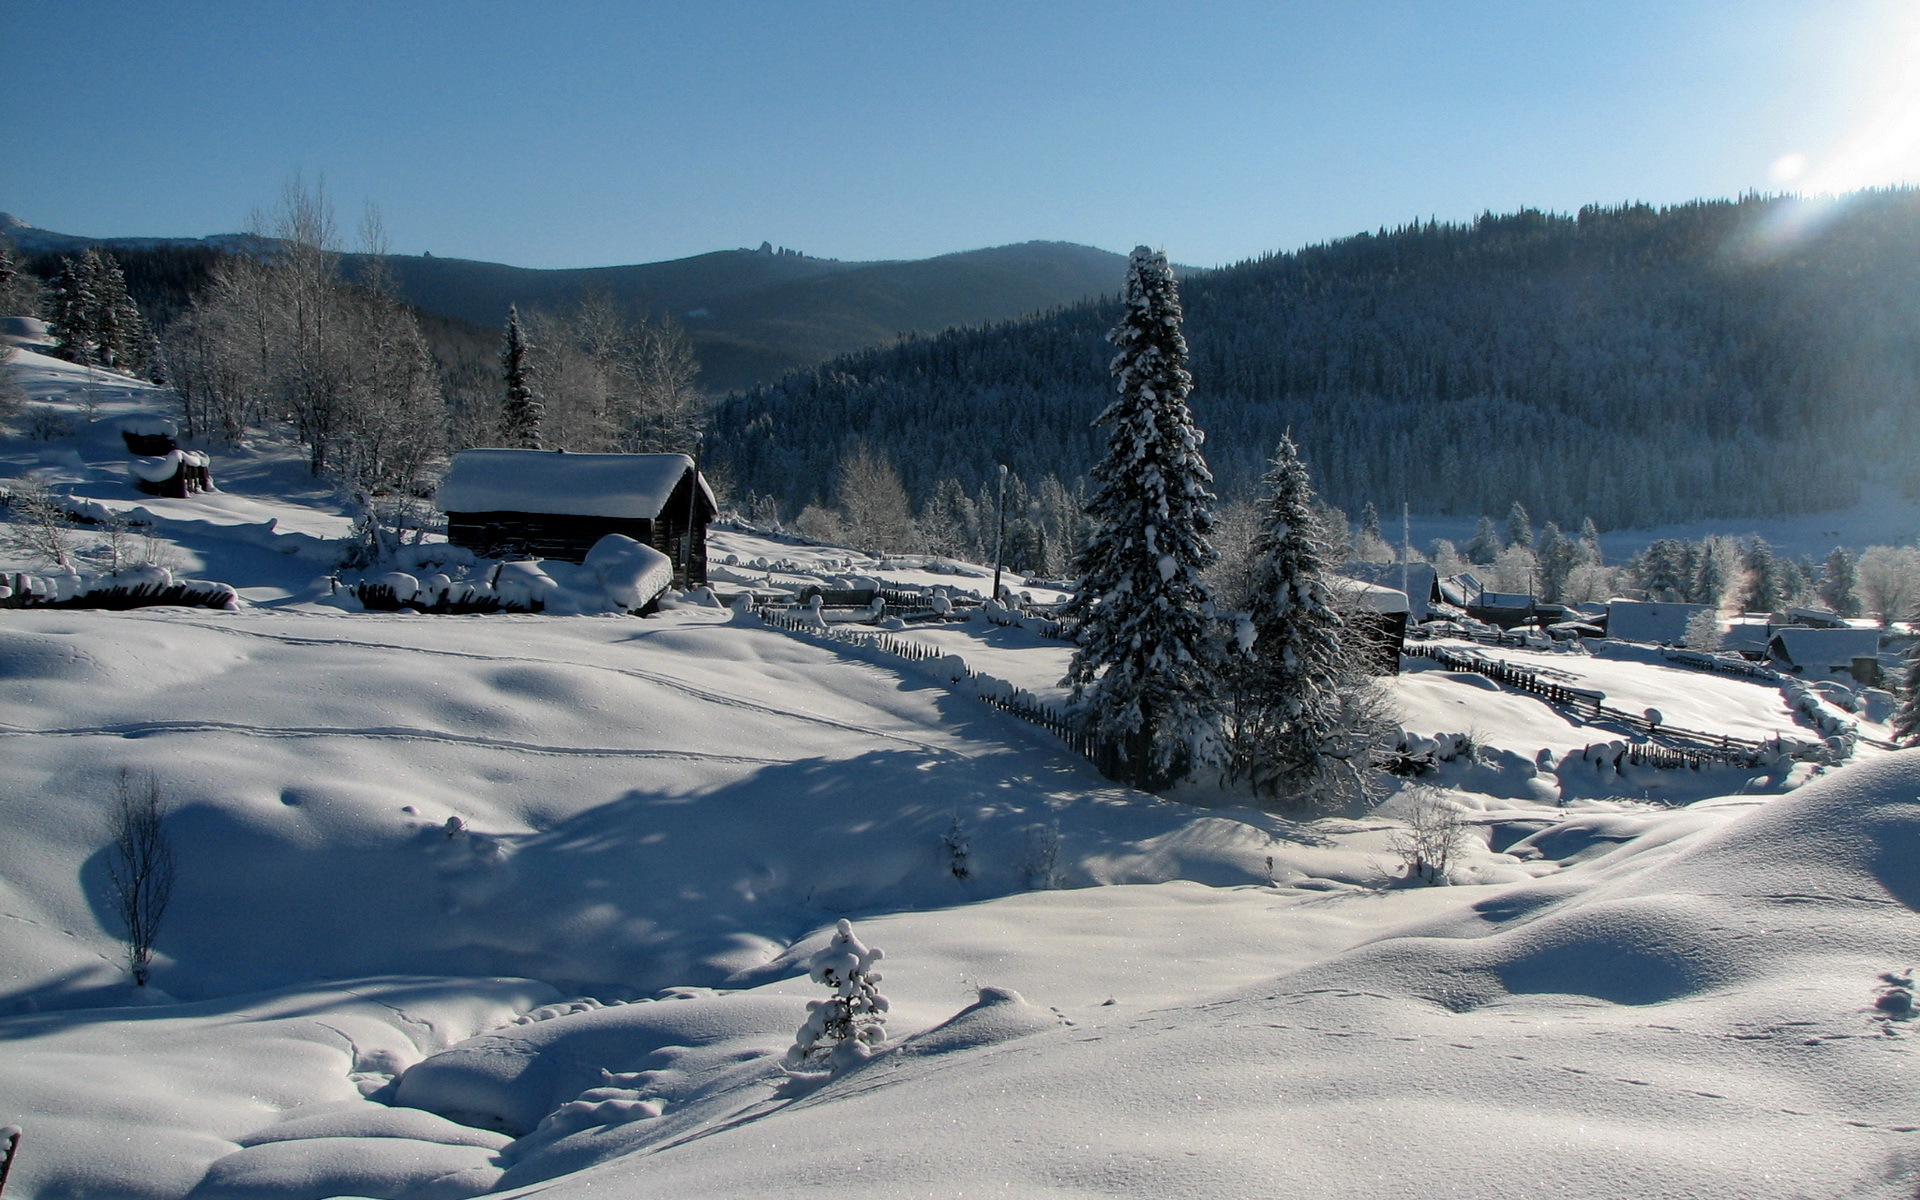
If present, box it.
[1339,562,1437,622]
[1331,576,1410,674]
[437,449,717,584]
[1768,626,1883,679]
[1605,599,1710,646]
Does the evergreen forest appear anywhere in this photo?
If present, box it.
[706,191,1920,531]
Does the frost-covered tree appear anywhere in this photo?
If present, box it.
[1465,515,1501,566]
[44,255,97,367]
[1893,649,1920,747]
[784,919,888,1074]
[1638,538,1689,601]
[1578,517,1603,566]
[500,304,543,449]
[1822,547,1863,617]
[1683,606,1725,652]
[1224,435,1387,808]
[1065,247,1220,788]
[1857,545,1920,626]
[1505,501,1533,550]
[1743,537,1781,614]
[1742,537,1783,613]
[1691,538,1729,608]
[836,442,919,554]
[1537,522,1575,603]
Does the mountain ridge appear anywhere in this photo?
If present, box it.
[0,214,1130,392]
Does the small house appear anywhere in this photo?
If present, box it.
[1768,626,1883,681]
[437,449,717,585]
[1331,576,1410,675]
[1340,561,1438,622]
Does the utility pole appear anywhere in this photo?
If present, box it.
[989,463,1009,604]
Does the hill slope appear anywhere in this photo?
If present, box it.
[0,215,1128,393]
[707,191,1920,529]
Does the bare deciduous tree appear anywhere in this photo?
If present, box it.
[1388,787,1469,885]
[3,476,78,567]
[107,770,176,987]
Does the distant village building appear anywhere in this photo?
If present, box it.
[437,449,716,585]
[1767,626,1883,683]
[1332,576,1410,674]
[1340,561,1438,622]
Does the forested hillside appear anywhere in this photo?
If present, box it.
[708,191,1920,529]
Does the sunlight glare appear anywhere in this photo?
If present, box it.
[1797,5,1920,195]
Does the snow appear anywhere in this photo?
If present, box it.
[435,450,711,520]
[5,350,1920,1198]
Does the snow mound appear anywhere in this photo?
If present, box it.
[395,993,796,1136]
[582,533,672,611]
[187,1135,502,1200]
[895,986,1070,1057]
[1296,750,1920,1011]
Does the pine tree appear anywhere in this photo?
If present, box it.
[1505,501,1533,549]
[1537,521,1575,603]
[1579,517,1602,566]
[1822,546,1863,617]
[45,256,96,366]
[1894,648,1920,747]
[500,305,543,448]
[1639,538,1688,600]
[1227,434,1378,806]
[1465,515,1502,566]
[1742,537,1782,613]
[1691,538,1728,607]
[1066,247,1220,789]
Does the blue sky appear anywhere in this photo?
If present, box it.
[5,1,1917,268]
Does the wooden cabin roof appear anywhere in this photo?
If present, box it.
[437,449,716,520]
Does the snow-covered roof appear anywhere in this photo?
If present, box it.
[1339,562,1435,620]
[436,449,715,520]
[1332,576,1410,615]
[1606,599,1710,645]
[1769,626,1882,669]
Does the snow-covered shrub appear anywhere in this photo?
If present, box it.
[1023,821,1062,889]
[784,919,889,1074]
[24,404,73,441]
[1387,787,1469,885]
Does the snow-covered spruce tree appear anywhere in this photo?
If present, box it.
[1893,649,1920,747]
[1465,515,1501,566]
[1537,522,1575,603]
[1823,546,1863,617]
[501,305,543,448]
[784,919,888,1074]
[1505,501,1533,550]
[44,255,97,367]
[1065,247,1220,789]
[1225,434,1386,808]
[1742,536,1782,613]
[1691,538,1729,608]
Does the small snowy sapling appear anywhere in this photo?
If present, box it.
[106,769,175,986]
[942,815,971,880]
[784,919,889,1074]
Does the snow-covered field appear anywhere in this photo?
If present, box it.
[5,349,1920,1198]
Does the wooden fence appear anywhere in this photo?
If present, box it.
[1411,642,1777,762]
